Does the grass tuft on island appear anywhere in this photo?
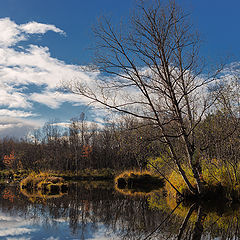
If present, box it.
[20,172,68,196]
[115,170,164,193]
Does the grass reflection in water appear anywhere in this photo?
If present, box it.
[0,181,239,239]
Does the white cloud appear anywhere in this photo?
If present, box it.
[0,228,35,237]
[30,90,88,109]
[0,17,98,137]
[20,21,65,35]
[0,109,36,118]
[0,84,31,109]
[0,117,43,138]
[0,18,65,48]
[30,91,62,109]
[0,43,97,111]
[0,18,24,47]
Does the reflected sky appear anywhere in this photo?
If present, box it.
[1,182,240,240]
[0,211,121,240]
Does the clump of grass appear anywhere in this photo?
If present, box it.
[115,170,164,192]
[20,171,68,196]
[13,169,29,181]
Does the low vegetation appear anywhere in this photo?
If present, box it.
[20,172,68,196]
[115,170,164,192]
[148,157,240,203]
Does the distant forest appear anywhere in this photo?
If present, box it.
[0,111,239,173]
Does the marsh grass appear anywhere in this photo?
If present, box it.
[164,159,240,203]
[20,171,68,200]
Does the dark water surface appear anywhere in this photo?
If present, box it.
[0,181,240,240]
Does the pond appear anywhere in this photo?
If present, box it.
[0,181,240,240]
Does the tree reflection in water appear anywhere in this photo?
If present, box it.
[0,183,240,239]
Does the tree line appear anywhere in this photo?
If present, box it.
[0,107,239,176]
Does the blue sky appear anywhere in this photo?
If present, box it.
[0,0,239,138]
[0,209,121,239]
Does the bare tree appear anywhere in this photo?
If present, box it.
[66,0,222,195]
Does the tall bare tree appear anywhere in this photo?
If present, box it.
[66,0,222,195]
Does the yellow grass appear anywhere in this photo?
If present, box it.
[114,170,153,184]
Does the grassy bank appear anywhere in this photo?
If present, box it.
[0,168,116,182]
[161,159,240,203]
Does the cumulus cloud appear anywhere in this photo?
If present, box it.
[20,21,65,35]
[0,18,24,47]
[0,117,43,138]
[0,31,97,111]
[0,84,31,109]
[30,91,87,109]
[0,45,93,90]
[0,109,37,118]
[0,18,65,48]
[0,17,99,137]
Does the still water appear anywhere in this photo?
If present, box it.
[0,181,240,240]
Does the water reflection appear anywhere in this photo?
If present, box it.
[0,182,240,239]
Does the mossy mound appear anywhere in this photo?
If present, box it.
[20,172,68,196]
[115,170,164,192]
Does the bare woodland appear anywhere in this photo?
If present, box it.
[0,0,239,198]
